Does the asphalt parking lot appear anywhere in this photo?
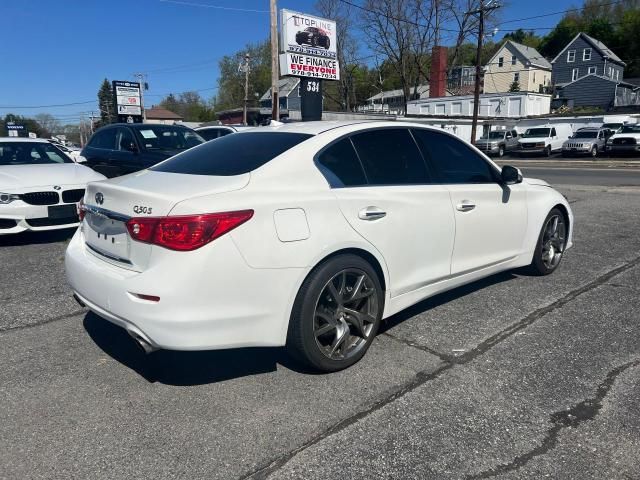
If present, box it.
[2,178,640,479]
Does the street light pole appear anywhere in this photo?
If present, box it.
[270,0,279,122]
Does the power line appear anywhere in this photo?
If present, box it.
[0,100,96,109]
[158,0,268,13]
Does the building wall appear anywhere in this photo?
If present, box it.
[558,75,618,109]
[406,93,551,118]
[552,35,624,85]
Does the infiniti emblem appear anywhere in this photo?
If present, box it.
[95,192,104,205]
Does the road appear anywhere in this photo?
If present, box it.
[1,170,640,479]
[520,167,640,187]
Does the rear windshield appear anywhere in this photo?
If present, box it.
[152,132,313,176]
[134,126,204,151]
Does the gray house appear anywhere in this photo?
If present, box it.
[259,77,301,115]
[550,32,637,109]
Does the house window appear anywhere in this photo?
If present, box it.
[588,66,597,75]
[514,72,520,82]
[572,68,579,81]
[616,70,620,80]
[498,57,504,67]
[567,50,576,62]
[511,55,517,65]
[608,66,613,77]
[583,48,592,61]
[533,72,536,82]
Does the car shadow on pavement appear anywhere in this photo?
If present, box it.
[83,312,308,385]
[379,270,519,333]
[0,228,76,247]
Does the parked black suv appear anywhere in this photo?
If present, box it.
[295,27,331,49]
[80,123,204,178]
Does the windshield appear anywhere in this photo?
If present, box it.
[620,125,640,133]
[134,126,204,151]
[0,142,72,165]
[152,132,313,176]
[481,131,506,139]
[602,123,622,130]
[573,131,598,138]
[523,128,550,138]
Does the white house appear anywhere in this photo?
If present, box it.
[406,92,551,118]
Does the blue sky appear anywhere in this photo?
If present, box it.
[1,0,577,122]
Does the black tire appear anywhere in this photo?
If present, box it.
[527,208,568,276]
[287,254,384,372]
[324,37,331,49]
[544,146,552,157]
[591,145,598,158]
[498,145,505,157]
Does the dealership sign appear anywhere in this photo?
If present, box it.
[279,53,340,80]
[112,81,143,122]
[280,9,339,80]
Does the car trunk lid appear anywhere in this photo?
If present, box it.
[82,170,250,271]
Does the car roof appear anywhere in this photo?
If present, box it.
[245,120,433,136]
[98,123,192,130]
[0,137,50,143]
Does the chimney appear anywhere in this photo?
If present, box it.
[430,46,448,98]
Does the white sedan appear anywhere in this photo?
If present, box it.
[0,138,106,235]
[65,121,573,372]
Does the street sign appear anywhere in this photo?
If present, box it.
[5,122,25,137]
[112,80,143,123]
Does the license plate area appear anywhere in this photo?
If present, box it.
[85,212,130,263]
[48,204,78,219]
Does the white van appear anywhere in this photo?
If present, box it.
[517,124,573,156]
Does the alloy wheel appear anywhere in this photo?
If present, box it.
[313,269,379,361]
[541,214,566,269]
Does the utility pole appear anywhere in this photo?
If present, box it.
[270,0,279,122]
[239,53,251,125]
[469,0,500,145]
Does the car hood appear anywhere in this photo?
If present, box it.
[0,164,106,192]
[609,132,640,140]
[519,137,547,142]
[524,177,551,187]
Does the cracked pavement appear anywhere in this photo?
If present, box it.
[1,185,640,479]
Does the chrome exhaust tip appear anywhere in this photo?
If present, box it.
[127,331,158,354]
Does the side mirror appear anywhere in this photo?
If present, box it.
[501,165,523,185]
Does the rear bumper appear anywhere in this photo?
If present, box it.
[0,202,79,235]
[65,229,305,351]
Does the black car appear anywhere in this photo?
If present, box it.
[80,123,204,178]
[295,27,330,49]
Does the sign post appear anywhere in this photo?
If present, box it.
[112,81,143,123]
[279,9,339,121]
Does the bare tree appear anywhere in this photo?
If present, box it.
[315,0,361,111]
[360,0,440,113]
[34,113,61,137]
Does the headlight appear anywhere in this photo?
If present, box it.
[0,193,21,204]
[607,139,613,144]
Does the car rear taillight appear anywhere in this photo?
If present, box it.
[125,210,254,251]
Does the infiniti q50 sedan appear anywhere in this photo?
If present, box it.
[65,121,573,372]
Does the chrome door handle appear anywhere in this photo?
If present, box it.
[358,206,387,220]
[456,201,476,212]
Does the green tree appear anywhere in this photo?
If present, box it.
[96,78,115,127]
[216,40,271,111]
[509,80,521,92]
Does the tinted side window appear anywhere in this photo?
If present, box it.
[116,128,136,151]
[198,129,222,141]
[152,132,312,176]
[89,129,117,150]
[412,129,497,184]
[316,138,367,187]
[551,128,557,137]
[350,129,430,185]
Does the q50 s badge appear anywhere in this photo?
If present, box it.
[133,205,153,215]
